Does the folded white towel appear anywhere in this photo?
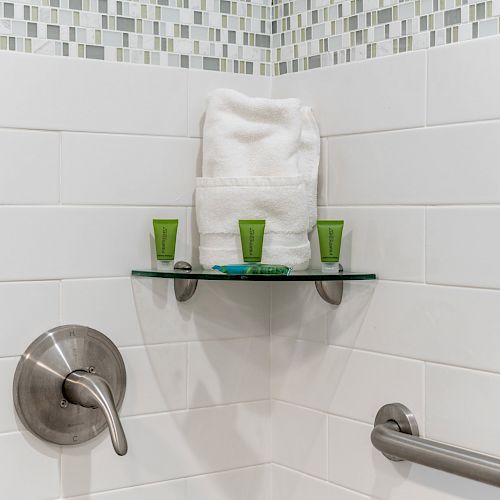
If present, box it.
[196,176,309,235]
[196,89,320,270]
[196,176,311,270]
[202,89,320,230]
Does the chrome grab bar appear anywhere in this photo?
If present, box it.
[371,403,500,488]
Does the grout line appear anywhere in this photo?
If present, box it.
[424,206,427,284]
[312,203,500,208]
[272,333,500,378]
[424,48,429,127]
[269,283,273,470]
[325,409,329,479]
[58,280,63,326]
[186,70,191,137]
[58,132,62,206]
[322,115,500,140]
[272,463,375,499]
[0,125,201,140]
[0,204,195,208]
[422,361,427,437]
[59,444,63,499]
[5,114,500,141]
[2,276,500,292]
[0,335,269,361]
[61,463,270,499]
[185,342,190,410]
[122,399,270,421]
[4,202,500,208]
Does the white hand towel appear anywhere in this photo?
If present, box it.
[196,89,320,270]
[202,88,320,230]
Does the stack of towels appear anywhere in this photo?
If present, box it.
[195,88,320,270]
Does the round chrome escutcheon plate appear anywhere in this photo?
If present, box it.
[13,325,126,446]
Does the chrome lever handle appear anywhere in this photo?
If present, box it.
[63,370,128,456]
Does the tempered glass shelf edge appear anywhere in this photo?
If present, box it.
[131,269,376,281]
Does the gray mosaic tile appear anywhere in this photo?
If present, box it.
[86,44,104,59]
[445,8,461,25]
[69,0,82,10]
[203,55,220,70]
[3,2,13,18]
[47,25,60,40]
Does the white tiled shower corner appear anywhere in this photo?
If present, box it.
[271,36,500,500]
[3,34,500,500]
[0,50,271,499]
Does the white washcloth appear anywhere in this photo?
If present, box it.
[196,89,320,270]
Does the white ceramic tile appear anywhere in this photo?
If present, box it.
[0,52,187,135]
[64,467,271,500]
[186,465,271,500]
[428,38,500,125]
[63,479,185,499]
[272,52,426,136]
[187,70,271,137]
[0,432,60,500]
[131,277,270,343]
[61,278,143,347]
[329,281,500,374]
[427,207,500,289]
[0,357,20,433]
[272,336,424,424]
[328,122,500,205]
[120,344,187,416]
[272,465,372,500]
[0,129,59,204]
[272,401,327,479]
[426,364,500,457]
[61,401,270,496]
[61,133,200,206]
[0,206,186,280]
[271,282,329,343]
[188,337,270,408]
[318,138,328,206]
[313,207,425,282]
[186,206,200,268]
[328,415,500,499]
[0,281,60,357]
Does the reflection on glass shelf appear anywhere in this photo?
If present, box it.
[131,268,376,282]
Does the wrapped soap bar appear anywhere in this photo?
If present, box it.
[212,264,291,276]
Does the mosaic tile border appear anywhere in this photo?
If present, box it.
[1,0,500,73]
[0,0,272,75]
[272,0,500,74]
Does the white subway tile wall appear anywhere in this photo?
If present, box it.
[271,36,500,500]
[0,51,271,500]
[1,33,499,500]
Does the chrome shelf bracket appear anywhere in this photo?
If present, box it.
[174,261,198,302]
[314,264,343,305]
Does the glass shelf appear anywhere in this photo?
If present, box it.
[132,263,376,306]
[132,268,376,282]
